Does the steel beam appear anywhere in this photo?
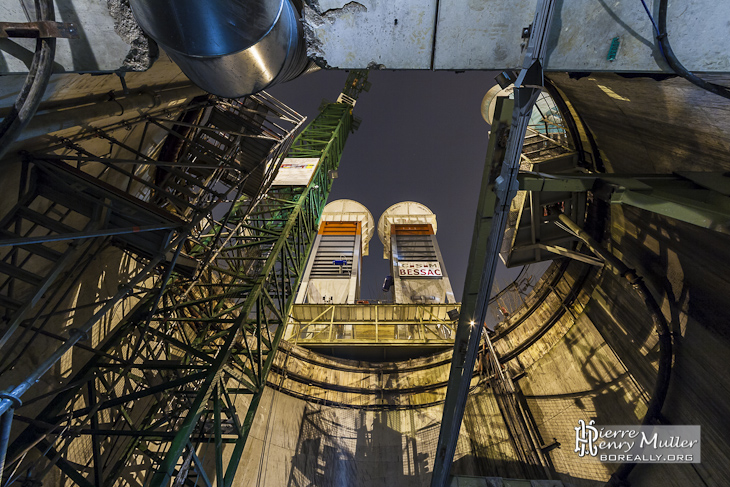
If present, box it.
[429,2,556,485]
[520,171,730,234]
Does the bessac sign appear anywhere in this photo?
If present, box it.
[398,261,442,278]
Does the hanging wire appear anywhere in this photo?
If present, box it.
[638,0,730,100]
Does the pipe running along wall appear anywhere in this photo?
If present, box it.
[128,0,309,97]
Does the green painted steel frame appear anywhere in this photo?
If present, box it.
[4,76,366,487]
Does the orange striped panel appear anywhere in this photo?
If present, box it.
[319,221,361,235]
[392,224,433,235]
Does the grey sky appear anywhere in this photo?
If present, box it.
[268,69,527,302]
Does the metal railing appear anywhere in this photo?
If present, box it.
[287,303,460,346]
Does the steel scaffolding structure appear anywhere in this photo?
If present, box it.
[0,71,370,487]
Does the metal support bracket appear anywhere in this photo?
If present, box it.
[0,21,78,39]
[522,171,730,235]
[516,242,604,266]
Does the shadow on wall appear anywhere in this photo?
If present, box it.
[511,192,730,486]
[563,322,640,420]
[0,245,136,404]
[601,205,730,484]
[534,73,730,484]
[287,406,434,487]
[283,381,620,487]
[518,312,647,487]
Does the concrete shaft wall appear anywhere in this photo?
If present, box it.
[241,72,730,487]
[499,73,730,486]
[2,50,730,486]
[230,344,530,487]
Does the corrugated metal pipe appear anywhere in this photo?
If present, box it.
[557,213,673,487]
[128,0,309,98]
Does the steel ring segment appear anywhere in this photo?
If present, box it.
[128,0,308,97]
[0,393,21,409]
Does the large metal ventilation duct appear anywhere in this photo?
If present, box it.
[128,0,309,97]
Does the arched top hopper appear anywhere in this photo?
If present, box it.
[482,84,561,131]
[481,84,514,124]
[377,201,437,260]
[322,199,375,256]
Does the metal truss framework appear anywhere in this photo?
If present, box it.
[1,70,369,487]
[0,93,302,352]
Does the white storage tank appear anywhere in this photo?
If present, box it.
[377,202,454,305]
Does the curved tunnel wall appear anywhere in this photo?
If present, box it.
[230,262,602,486]
[512,73,730,486]
[231,72,730,487]
[230,344,533,486]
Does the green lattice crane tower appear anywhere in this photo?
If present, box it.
[5,71,369,487]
